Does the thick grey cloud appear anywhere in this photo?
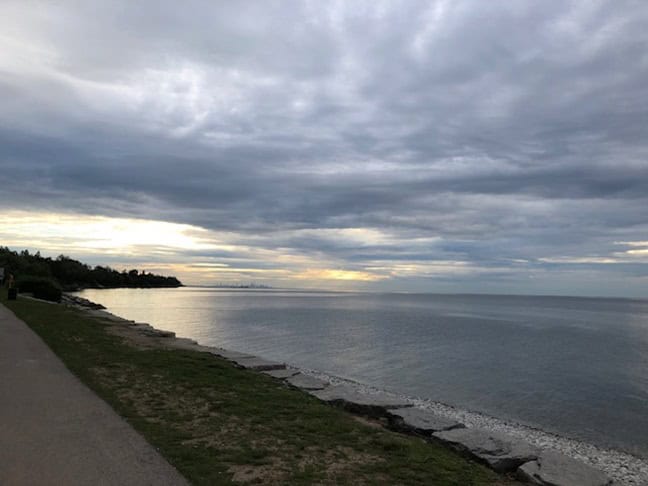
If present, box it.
[1,0,648,295]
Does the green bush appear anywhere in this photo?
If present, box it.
[16,275,62,302]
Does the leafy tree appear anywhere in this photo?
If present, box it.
[0,247,182,291]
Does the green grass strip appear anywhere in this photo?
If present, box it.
[2,294,512,485]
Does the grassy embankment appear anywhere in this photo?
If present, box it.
[1,294,513,485]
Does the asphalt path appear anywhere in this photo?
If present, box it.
[0,302,188,486]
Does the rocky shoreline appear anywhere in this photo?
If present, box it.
[61,294,106,309]
[63,294,647,485]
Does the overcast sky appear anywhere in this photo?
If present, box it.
[1,1,648,296]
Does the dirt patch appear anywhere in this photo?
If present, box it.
[225,445,384,484]
[295,445,384,484]
[351,414,385,430]
[228,462,287,484]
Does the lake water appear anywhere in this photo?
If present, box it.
[77,287,648,462]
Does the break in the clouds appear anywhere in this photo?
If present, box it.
[1,1,648,296]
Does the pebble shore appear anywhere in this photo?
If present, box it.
[301,369,648,486]
[65,295,647,485]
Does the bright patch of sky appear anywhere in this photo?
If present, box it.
[1,1,648,297]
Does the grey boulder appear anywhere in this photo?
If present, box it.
[286,374,329,390]
[149,329,175,338]
[433,428,538,472]
[262,368,300,379]
[168,338,208,352]
[518,451,613,486]
[131,323,175,338]
[86,309,130,323]
[230,356,285,371]
[310,384,411,417]
[387,407,464,435]
[209,348,255,360]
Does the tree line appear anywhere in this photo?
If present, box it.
[0,247,182,290]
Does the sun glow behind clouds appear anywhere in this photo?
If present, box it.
[0,211,217,255]
[2,210,644,293]
[295,268,387,282]
[0,211,401,286]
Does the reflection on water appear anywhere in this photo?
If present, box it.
[77,287,648,458]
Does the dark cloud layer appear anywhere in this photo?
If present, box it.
[1,1,648,295]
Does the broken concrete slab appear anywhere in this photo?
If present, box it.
[149,329,176,338]
[517,450,613,486]
[61,294,106,310]
[230,356,285,371]
[85,309,131,323]
[310,384,412,418]
[387,407,464,435]
[262,368,300,379]
[208,348,255,360]
[131,324,175,338]
[286,373,329,390]
[131,323,154,331]
[167,338,209,352]
[433,428,538,473]
[170,337,198,346]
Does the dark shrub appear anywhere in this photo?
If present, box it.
[16,275,62,302]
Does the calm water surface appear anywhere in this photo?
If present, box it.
[77,288,648,458]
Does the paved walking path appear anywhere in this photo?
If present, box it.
[0,303,189,486]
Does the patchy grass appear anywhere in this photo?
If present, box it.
[2,294,516,485]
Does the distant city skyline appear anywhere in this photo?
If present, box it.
[1,1,647,297]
